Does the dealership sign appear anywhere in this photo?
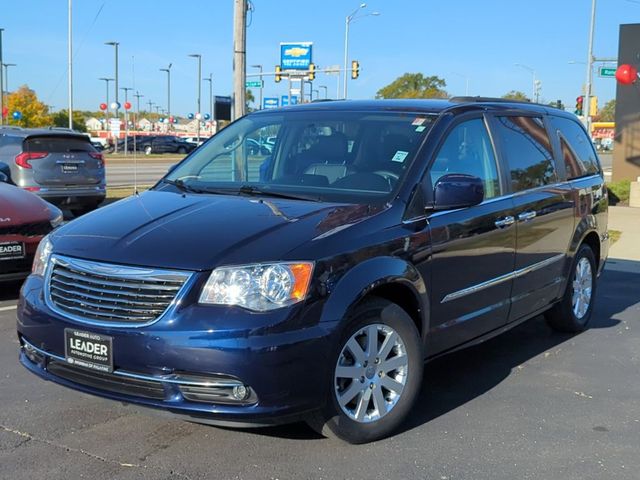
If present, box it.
[280,42,313,70]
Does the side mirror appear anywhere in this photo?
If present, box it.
[433,173,484,210]
[0,162,13,185]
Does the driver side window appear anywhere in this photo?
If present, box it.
[430,118,501,199]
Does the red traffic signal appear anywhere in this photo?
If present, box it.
[616,64,638,85]
[576,96,584,105]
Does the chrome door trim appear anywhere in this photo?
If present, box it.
[442,253,565,303]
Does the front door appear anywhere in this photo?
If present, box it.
[426,116,516,355]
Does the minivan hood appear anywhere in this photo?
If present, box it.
[51,190,377,271]
[0,183,52,225]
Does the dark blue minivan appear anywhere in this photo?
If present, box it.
[17,99,608,443]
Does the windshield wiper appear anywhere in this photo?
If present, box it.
[237,184,321,202]
[161,178,207,194]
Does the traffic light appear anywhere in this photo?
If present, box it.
[351,60,360,79]
[575,95,584,116]
[590,96,598,116]
[308,63,316,81]
[275,65,282,83]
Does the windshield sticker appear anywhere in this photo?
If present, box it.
[415,125,427,132]
[391,150,409,163]
[412,117,426,126]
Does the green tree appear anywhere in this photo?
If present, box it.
[246,89,256,111]
[376,73,448,99]
[502,90,530,102]
[598,99,615,122]
[51,111,87,132]
[5,85,51,127]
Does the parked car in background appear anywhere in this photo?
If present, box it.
[0,163,62,282]
[0,127,105,217]
[183,136,208,146]
[17,98,608,444]
[143,136,197,155]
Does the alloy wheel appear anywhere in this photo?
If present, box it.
[572,257,593,319]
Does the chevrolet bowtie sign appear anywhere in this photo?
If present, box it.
[280,42,313,70]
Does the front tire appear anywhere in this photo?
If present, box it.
[545,244,597,332]
[307,297,423,444]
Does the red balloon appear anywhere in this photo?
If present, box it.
[616,64,638,85]
[1,107,7,118]
[124,101,132,110]
[99,103,108,111]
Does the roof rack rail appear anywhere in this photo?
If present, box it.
[450,96,534,104]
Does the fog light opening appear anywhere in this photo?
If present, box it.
[232,385,250,401]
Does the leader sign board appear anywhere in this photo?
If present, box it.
[280,42,313,70]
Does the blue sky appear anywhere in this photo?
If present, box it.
[1,0,637,115]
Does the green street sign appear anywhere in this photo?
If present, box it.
[599,67,616,78]
[245,80,263,88]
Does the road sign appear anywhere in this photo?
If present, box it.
[290,95,299,105]
[109,118,121,137]
[280,42,313,70]
[281,95,289,106]
[599,67,616,78]
[246,80,264,88]
[263,97,279,109]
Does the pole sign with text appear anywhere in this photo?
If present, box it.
[280,42,313,70]
[263,97,279,109]
[246,80,263,88]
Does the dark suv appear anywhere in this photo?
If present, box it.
[17,99,608,443]
[0,127,106,216]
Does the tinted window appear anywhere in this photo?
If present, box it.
[430,118,501,199]
[25,136,94,153]
[550,116,600,179]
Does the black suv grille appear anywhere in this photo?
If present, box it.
[0,221,52,237]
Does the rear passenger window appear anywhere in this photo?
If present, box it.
[550,116,600,179]
[493,116,557,192]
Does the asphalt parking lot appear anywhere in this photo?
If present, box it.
[0,255,638,480]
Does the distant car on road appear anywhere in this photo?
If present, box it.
[0,127,105,217]
[142,136,197,155]
[182,136,208,146]
[0,163,62,282]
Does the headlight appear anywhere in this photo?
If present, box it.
[199,262,314,311]
[32,235,53,277]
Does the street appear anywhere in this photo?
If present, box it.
[1,256,638,479]
[106,157,180,187]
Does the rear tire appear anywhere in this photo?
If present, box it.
[545,244,597,333]
[307,297,423,444]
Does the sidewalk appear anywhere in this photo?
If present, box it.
[606,206,640,274]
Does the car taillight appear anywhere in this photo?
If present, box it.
[89,152,104,167]
[15,152,48,169]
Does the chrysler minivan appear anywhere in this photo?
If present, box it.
[17,99,608,443]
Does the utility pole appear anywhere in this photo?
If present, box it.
[233,0,247,119]
[99,77,113,133]
[3,63,16,95]
[68,0,73,129]
[1,28,5,126]
[583,0,596,135]
[134,91,143,129]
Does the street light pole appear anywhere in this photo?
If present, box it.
[233,0,247,120]
[319,85,328,99]
[514,63,537,101]
[99,77,113,132]
[188,54,202,141]
[203,74,213,132]
[2,63,16,97]
[120,87,132,155]
[105,41,120,151]
[251,65,263,109]
[583,0,597,134]
[342,4,379,99]
[0,28,4,126]
[68,0,73,129]
[134,91,143,129]
[160,63,172,128]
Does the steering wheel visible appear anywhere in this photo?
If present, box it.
[372,170,400,190]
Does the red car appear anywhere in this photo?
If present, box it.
[0,165,62,282]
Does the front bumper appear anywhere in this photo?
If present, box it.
[37,186,106,208]
[17,275,335,425]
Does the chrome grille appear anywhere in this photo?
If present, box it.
[46,254,191,326]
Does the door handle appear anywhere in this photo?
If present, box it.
[518,211,537,222]
[494,216,515,229]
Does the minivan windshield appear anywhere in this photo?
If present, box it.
[163,110,436,203]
